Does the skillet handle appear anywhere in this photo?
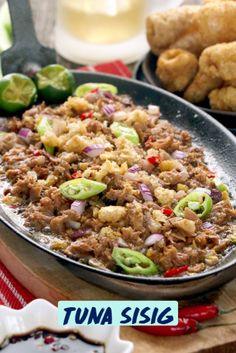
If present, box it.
[7,0,39,45]
[1,0,56,75]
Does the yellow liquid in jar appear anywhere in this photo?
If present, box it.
[57,0,146,45]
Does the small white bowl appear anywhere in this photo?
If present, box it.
[0,299,133,353]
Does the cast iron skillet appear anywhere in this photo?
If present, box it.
[1,0,236,299]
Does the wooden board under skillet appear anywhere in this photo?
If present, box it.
[1,221,236,353]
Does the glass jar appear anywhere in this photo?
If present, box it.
[57,0,147,45]
[55,0,184,65]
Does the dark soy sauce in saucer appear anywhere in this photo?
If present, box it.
[0,329,105,352]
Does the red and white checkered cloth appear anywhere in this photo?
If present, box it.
[79,60,132,78]
[0,262,35,308]
[0,60,132,309]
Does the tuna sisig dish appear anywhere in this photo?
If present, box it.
[0,82,235,278]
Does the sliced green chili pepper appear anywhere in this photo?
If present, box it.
[59,178,107,200]
[110,122,140,145]
[0,73,37,113]
[75,83,118,97]
[37,115,54,155]
[214,178,228,192]
[35,64,75,104]
[174,191,213,219]
[112,247,158,276]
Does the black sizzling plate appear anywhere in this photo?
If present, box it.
[142,51,236,129]
[1,0,236,298]
[0,71,236,299]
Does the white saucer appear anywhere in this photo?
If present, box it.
[0,299,133,353]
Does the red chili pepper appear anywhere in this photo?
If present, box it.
[179,304,218,322]
[33,150,42,156]
[135,317,236,337]
[135,318,198,336]
[80,111,94,121]
[90,88,99,94]
[147,155,160,165]
[71,171,82,179]
[179,304,236,322]
[207,171,215,178]
[162,207,173,216]
[164,265,189,278]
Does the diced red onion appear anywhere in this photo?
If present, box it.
[144,233,164,247]
[172,150,187,160]
[128,164,140,173]
[71,201,86,215]
[103,91,113,99]
[139,183,153,202]
[117,238,128,248]
[67,220,81,230]
[71,229,87,240]
[195,187,211,195]
[125,164,141,180]
[202,222,213,229]
[83,144,104,158]
[103,104,115,117]
[210,188,222,203]
[18,128,32,141]
[148,105,160,115]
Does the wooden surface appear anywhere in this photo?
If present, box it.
[1,222,236,353]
